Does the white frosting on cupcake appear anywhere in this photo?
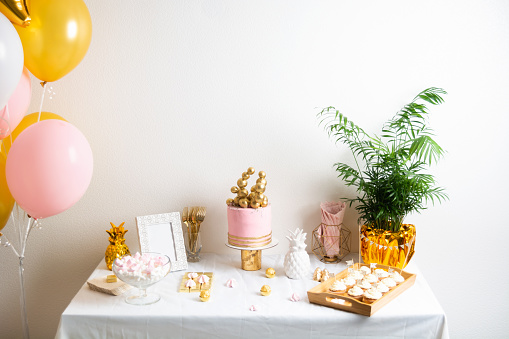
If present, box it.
[329,280,347,292]
[374,269,389,279]
[381,277,396,288]
[364,287,382,300]
[363,273,378,284]
[347,285,363,297]
[348,270,363,281]
[390,271,405,284]
[341,276,356,287]
[375,282,389,294]
[356,279,372,290]
[359,266,371,275]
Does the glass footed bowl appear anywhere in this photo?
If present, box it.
[112,252,171,305]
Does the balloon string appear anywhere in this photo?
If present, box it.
[3,104,13,156]
[0,104,12,139]
[37,82,48,123]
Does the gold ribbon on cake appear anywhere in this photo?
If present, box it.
[228,232,272,248]
[360,224,415,269]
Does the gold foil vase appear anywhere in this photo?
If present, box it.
[360,224,415,269]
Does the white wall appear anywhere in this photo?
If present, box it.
[1,0,508,337]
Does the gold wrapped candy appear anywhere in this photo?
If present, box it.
[106,275,117,283]
[227,167,269,209]
[265,268,276,278]
[199,290,211,302]
[260,285,271,296]
[360,224,416,269]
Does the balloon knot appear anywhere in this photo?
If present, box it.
[40,81,47,87]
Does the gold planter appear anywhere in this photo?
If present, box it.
[360,224,415,269]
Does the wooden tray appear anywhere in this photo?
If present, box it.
[307,263,416,316]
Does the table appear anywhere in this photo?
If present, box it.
[55,253,449,339]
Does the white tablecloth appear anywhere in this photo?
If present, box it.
[55,253,448,339]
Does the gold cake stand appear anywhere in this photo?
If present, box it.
[225,238,278,271]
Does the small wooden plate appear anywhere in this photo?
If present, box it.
[179,272,213,293]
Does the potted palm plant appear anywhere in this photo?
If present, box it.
[318,87,448,268]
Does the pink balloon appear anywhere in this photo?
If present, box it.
[0,67,31,139]
[6,120,93,219]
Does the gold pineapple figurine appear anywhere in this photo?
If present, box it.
[105,222,131,270]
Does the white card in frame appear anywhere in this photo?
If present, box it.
[136,212,188,272]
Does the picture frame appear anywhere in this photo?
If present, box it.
[136,212,188,272]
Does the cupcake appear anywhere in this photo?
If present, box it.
[348,270,363,281]
[363,273,378,284]
[363,288,383,304]
[329,280,347,293]
[375,282,389,294]
[356,279,372,291]
[389,271,405,285]
[381,277,397,289]
[374,268,389,279]
[359,266,371,276]
[341,276,356,289]
[347,285,364,301]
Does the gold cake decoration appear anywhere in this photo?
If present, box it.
[227,167,268,209]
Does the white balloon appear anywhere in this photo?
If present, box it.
[0,12,23,110]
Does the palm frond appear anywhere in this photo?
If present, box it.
[319,88,448,232]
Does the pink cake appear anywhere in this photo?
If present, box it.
[227,205,271,247]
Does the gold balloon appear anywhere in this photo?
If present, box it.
[226,198,233,206]
[0,0,30,26]
[1,112,67,156]
[259,171,266,178]
[0,152,14,231]
[239,198,248,208]
[231,186,239,194]
[15,0,92,82]
[237,179,247,188]
[242,172,250,180]
[247,167,255,175]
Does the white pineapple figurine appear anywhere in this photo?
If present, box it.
[284,228,311,279]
